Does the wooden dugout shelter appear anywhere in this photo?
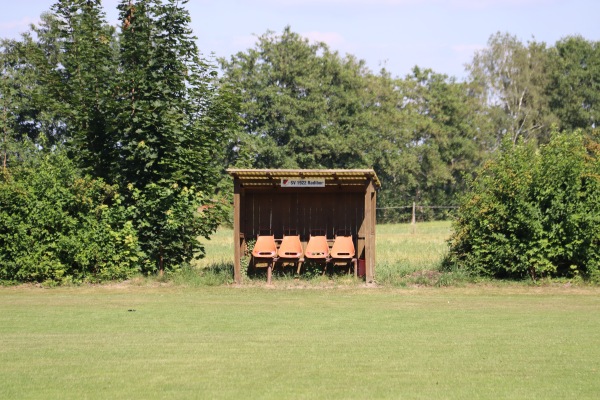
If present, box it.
[228,169,381,284]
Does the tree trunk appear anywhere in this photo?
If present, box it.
[159,248,164,277]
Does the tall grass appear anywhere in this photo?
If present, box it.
[195,229,234,268]
[189,221,454,286]
[375,221,452,285]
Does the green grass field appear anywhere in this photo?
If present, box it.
[3,222,599,399]
[1,286,599,399]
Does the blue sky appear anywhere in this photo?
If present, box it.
[1,0,599,79]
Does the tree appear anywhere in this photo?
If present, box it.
[50,0,119,180]
[1,30,63,164]
[467,32,555,146]
[1,4,116,167]
[114,0,235,273]
[12,13,72,148]
[395,67,492,206]
[219,26,375,169]
[547,36,600,133]
[1,0,236,279]
[0,39,20,170]
[220,27,490,214]
[359,69,420,211]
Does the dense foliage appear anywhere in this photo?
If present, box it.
[219,28,600,213]
[3,2,600,283]
[0,147,141,284]
[445,131,600,281]
[112,0,236,273]
[220,28,489,208]
[1,0,233,283]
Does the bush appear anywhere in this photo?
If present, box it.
[445,131,600,281]
[125,181,227,275]
[0,150,143,284]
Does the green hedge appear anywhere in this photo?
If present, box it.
[445,131,600,282]
[0,151,142,284]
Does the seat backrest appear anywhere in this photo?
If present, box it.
[305,234,329,259]
[278,234,303,258]
[252,235,277,258]
[330,235,355,258]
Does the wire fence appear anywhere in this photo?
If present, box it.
[376,203,459,224]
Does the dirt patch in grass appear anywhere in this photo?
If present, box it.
[407,269,442,282]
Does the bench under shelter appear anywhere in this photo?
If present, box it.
[227,169,380,284]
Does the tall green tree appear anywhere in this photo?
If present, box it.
[397,67,492,206]
[1,4,116,165]
[468,32,555,145]
[547,36,600,133]
[115,0,235,273]
[0,24,65,162]
[2,0,236,277]
[15,12,73,147]
[220,27,490,212]
[50,0,119,180]
[0,39,20,170]
[220,26,374,169]
[359,69,419,210]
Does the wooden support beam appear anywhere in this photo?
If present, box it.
[364,178,376,283]
[233,179,242,284]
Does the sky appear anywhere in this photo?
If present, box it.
[1,0,599,80]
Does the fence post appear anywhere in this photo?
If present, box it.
[411,202,416,233]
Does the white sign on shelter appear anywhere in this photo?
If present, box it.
[281,178,325,187]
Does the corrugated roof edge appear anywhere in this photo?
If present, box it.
[227,168,381,188]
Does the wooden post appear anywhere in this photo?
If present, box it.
[267,264,273,285]
[233,179,242,284]
[411,202,416,234]
[364,179,376,283]
[371,184,377,279]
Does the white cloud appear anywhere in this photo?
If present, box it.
[262,0,555,7]
[443,0,555,9]
[452,44,486,54]
[233,34,259,48]
[302,31,345,47]
[228,31,344,53]
[0,17,38,33]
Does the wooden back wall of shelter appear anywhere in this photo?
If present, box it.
[241,189,367,258]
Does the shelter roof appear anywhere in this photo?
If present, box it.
[227,169,381,189]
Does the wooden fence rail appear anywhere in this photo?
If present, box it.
[376,203,459,224]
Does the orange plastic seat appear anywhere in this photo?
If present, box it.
[305,234,329,259]
[252,234,277,259]
[252,234,278,284]
[330,233,357,276]
[330,235,355,259]
[278,234,303,259]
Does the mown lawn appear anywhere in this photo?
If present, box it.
[1,285,599,399]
